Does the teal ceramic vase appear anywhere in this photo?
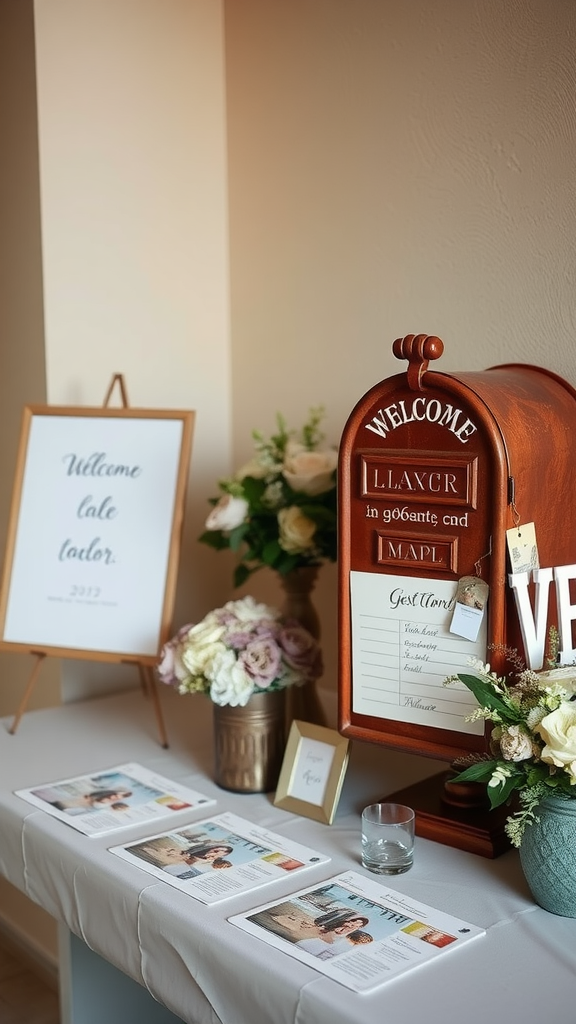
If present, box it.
[519,795,576,918]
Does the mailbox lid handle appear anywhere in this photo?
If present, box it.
[393,333,444,390]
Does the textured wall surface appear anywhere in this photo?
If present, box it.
[225,0,576,678]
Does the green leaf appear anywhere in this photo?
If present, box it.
[451,760,498,784]
[228,522,249,552]
[526,764,550,787]
[241,476,268,505]
[487,772,521,809]
[270,552,301,577]
[300,504,337,525]
[261,539,282,566]
[197,529,230,551]
[456,674,519,720]
[233,562,256,588]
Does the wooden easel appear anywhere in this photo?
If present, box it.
[9,651,169,748]
[8,374,170,748]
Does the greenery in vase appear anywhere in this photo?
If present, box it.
[198,408,337,587]
[444,632,576,847]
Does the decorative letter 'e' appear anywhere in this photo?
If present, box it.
[554,563,576,664]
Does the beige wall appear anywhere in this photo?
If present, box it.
[225,0,576,687]
[0,0,61,714]
[1,0,230,965]
[29,0,231,701]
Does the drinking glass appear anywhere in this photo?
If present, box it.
[361,802,415,875]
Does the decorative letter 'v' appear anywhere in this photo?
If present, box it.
[508,568,554,670]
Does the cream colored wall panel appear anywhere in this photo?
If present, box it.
[33,0,231,697]
[0,0,61,716]
[225,0,576,690]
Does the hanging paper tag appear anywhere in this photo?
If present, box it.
[450,575,489,642]
[506,521,539,575]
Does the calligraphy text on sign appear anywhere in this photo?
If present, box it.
[58,451,142,566]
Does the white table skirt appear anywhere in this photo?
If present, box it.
[1,688,574,1024]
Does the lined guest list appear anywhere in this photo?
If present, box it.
[350,571,486,734]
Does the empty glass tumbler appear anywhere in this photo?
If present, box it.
[361,802,415,875]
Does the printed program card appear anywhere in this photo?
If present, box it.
[350,570,486,734]
[15,762,215,837]
[230,870,485,994]
[109,812,330,904]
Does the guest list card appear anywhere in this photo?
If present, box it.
[350,571,486,735]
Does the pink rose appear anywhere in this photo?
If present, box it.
[278,625,323,681]
[158,624,193,686]
[239,638,282,688]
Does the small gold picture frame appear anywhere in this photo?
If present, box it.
[274,721,350,825]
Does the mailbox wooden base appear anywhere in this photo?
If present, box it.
[385,771,511,858]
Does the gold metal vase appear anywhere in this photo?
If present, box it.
[213,689,287,793]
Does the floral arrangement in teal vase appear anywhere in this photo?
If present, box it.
[444,630,576,846]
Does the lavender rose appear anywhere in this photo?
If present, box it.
[278,624,323,682]
[158,624,194,687]
[239,637,282,688]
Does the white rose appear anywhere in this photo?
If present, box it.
[235,457,270,481]
[537,703,576,783]
[205,494,248,532]
[278,506,317,554]
[537,666,576,697]
[282,447,338,496]
[223,595,278,625]
[498,724,535,762]
[207,648,254,706]
[181,618,227,676]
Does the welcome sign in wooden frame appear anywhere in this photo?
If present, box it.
[0,405,194,665]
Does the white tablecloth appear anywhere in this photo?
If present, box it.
[1,688,574,1024]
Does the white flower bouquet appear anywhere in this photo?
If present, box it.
[445,638,576,846]
[158,596,323,707]
[199,409,338,587]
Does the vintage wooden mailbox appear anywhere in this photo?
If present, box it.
[338,334,576,855]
